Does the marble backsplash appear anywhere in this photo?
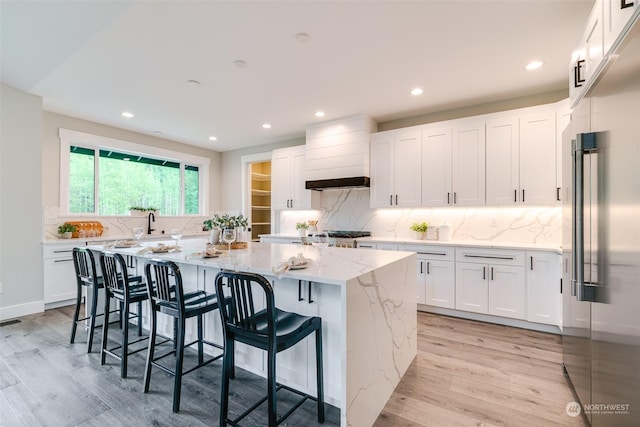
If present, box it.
[278,189,562,245]
[43,206,212,240]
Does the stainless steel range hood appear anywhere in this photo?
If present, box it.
[305,176,370,191]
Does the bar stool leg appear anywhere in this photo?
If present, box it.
[100,295,111,366]
[137,301,143,336]
[143,309,157,393]
[220,341,232,427]
[121,301,130,378]
[316,325,325,423]
[86,284,100,353]
[197,314,204,364]
[70,283,83,344]
[172,317,186,413]
[267,349,277,427]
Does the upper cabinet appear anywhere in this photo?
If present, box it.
[370,100,566,208]
[370,131,421,208]
[421,127,452,206]
[271,146,320,210]
[451,119,485,206]
[570,0,639,106]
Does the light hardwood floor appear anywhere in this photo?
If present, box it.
[0,307,587,426]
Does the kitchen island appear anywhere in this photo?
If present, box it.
[90,240,417,427]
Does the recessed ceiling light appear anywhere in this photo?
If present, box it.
[262,123,271,129]
[410,88,424,96]
[295,33,310,43]
[525,60,543,70]
[315,111,325,118]
[209,136,218,141]
[186,79,201,87]
[233,60,248,69]
[121,111,134,118]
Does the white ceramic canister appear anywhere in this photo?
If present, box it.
[439,221,451,241]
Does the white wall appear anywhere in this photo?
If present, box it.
[220,137,304,212]
[0,84,44,318]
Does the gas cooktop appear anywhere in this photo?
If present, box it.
[325,230,371,239]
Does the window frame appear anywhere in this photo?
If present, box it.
[59,128,209,216]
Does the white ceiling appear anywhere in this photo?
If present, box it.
[1,0,593,152]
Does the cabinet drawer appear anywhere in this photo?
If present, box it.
[399,244,454,261]
[455,247,524,266]
[43,244,81,259]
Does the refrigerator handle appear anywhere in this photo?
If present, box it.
[572,133,597,302]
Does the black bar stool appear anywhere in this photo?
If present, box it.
[215,270,325,427]
[99,251,150,378]
[143,258,225,413]
[70,247,143,353]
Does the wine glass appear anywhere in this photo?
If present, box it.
[170,228,183,249]
[312,231,330,256]
[222,228,236,257]
[133,227,143,246]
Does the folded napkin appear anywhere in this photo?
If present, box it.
[272,253,311,277]
[137,244,180,255]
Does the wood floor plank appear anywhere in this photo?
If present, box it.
[0,307,589,427]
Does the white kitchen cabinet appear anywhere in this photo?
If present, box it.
[451,118,485,206]
[375,243,399,251]
[421,127,452,206]
[486,109,558,206]
[519,111,558,205]
[370,131,421,208]
[400,244,455,308]
[43,244,78,304]
[603,0,638,57]
[485,116,519,205]
[526,251,562,326]
[271,146,319,210]
[556,103,571,202]
[455,248,525,319]
[570,0,605,105]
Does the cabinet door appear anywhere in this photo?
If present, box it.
[452,120,485,206]
[421,127,452,206]
[486,118,519,205]
[488,264,525,319]
[424,259,455,309]
[519,112,557,205]
[370,133,394,208]
[291,148,310,209]
[271,149,292,209]
[603,0,637,55]
[394,131,421,207]
[556,105,571,203]
[526,252,561,326]
[43,256,76,304]
[416,258,427,305]
[455,262,488,314]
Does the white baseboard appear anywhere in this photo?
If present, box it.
[418,304,562,335]
[0,300,45,322]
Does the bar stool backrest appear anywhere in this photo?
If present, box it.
[144,259,184,312]
[100,252,129,293]
[73,247,98,287]
[215,270,276,342]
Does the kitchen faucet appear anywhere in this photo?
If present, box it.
[147,212,155,234]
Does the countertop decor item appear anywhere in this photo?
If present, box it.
[439,221,451,241]
[296,221,309,237]
[129,206,158,216]
[58,223,77,239]
[410,222,428,240]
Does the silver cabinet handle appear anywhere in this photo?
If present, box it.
[447,192,450,204]
[420,261,423,274]
[556,187,561,202]
[417,252,447,256]
[395,194,398,205]
[522,189,525,202]
[390,195,393,206]
[514,189,517,203]
[426,261,430,275]
[490,267,494,281]
[482,266,486,280]
[54,259,73,263]
[530,256,534,271]
[464,254,514,261]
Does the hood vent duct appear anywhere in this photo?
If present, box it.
[305,176,370,191]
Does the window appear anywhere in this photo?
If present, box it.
[60,129,209,216]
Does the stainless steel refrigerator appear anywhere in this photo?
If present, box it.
[562,14,640,427]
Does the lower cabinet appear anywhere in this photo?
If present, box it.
[525,251,561,326]
[400,244,454,308]
[43,244,77,304]
[454,248,526,320]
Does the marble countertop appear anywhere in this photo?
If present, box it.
[42,232,210,246]
[258,234,561,253]
[88,239,414,286]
